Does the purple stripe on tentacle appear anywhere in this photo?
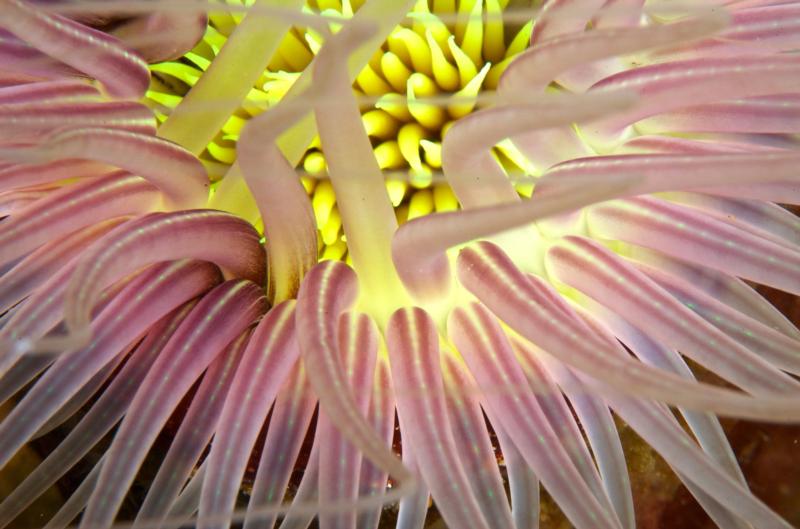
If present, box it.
[8,128,208,209]
[0,159,113,195]
[0,79,98,104]
[387,306,491,529]
[198,301,301,529]
[79,279,267,529]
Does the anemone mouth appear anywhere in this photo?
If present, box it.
[0,1,799,529]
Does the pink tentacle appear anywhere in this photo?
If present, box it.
[541,151,800,198]
[457,240,800,421]
[386,306,491,529]
[41,455,104,529]
[197,301,301,529]
[318,312,378,529]
[636,261,800,374]
[440,354,515,529]
[0,217,124,313]
[0,37,79,82]
[500,13,727,94]
[487,418,540,529]
[0,159,111,194]
[0,0,150,99]
[0,302,194,529]
[0,101,156,142]
[441,91,636,209]
[546,235,800,393]
[79,279,266,529]
[296,260,409,483]
[661,192,800,250]
[448,302,623,529]
[60,209,266,350]
[587,196,800,294]
[637,94,800,134]
[6,128,208,209]
[0,173,160,268]
[586,55,800,145]
[590,384,793,529]
[626,246,800,338]
[0,79,99,104]
[531,0,607,44]
[243,362,317,529]
[134,331,250,529]
[278,441,319,529]
[0,260,222,471]
[582,301,747,485]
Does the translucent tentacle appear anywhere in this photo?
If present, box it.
[392,167,637,299]
[0,260,222,471]
[441,91,636,210]
[638,95,800,134]
[355,357,395,529]
[238,84,317,303]
[386,306,491,529]
[318,312,378,529]
[488,419,540,529]
[5,128,209,209]
[592,386,793,529]
[278,442,319,529]
[243,362,317,529]
[512,338,634,529]
[41,455,104,529]
[448,302,622,529]
[0,0,150,99]
[79,280,267,529]
[134,331,250,529]
[457,240,800,421]
[197,301,301,529]
[0,79,99,104]
[395,446,429,529]
[0,158,109,195]
[0,303,194,528]
[440,354,515,529]
[531,0,607,44]
[587,196,800,294]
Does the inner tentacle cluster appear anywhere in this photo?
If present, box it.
[0,1,799,529]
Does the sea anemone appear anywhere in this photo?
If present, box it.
[0,1,799,529]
